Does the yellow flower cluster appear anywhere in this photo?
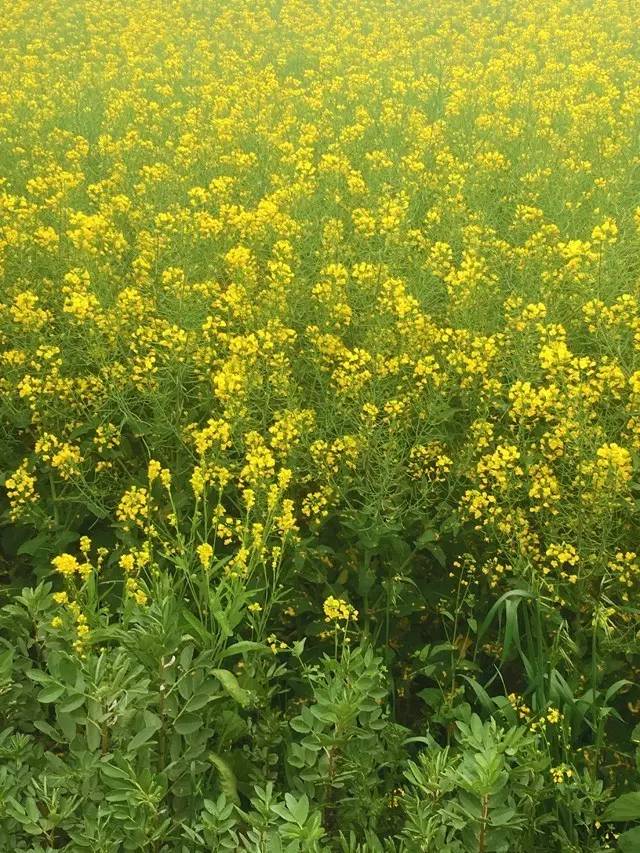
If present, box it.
[197,543,214,568]
[551,764,574,785]
[323,596,358,623]
[4,461,37,520]
[52,553,90,579]
[1,0,639,639]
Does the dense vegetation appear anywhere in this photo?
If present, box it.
[2,0,640,849]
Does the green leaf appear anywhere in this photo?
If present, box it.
[291,638,306,658]
[211,669,251,707]
[185,689,218,712]
[182,610,212,645]
[37,684,65,703]
[426,543,446,567]
[310,705,337,724]
[619,827,640,852]
[490,806,517,826]
[0,649,13,679]
[605,679,632,702]
[179,644,195,671]
[209,752,239,804]
[33,720,63,742]
[17,535,49,557]
[219,641,266,659]
[174,715,202,735]
[357,561,376,596]
[127,724,160,752]
[286,793,308,825]
[26,670,52,685]
[476,589,532,647]
[59,694,85,713]
[86,719,101,752]
[502,597,522,662]
[271,803,297,824]
[416,528,439,547]
[604,792,640,822]
[106,791,131,802]
[56,709,77,741]
[417,687,442,708]
[101,762,131,781]
[209,593,232,638]
[462,676,496,714]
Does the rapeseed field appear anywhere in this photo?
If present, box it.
[2,0,640,849]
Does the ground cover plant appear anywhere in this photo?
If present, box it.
[2,0,640,849]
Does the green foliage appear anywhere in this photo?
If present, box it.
[0,570,628,850]
[2,0,640,849]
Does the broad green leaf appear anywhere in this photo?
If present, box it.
[185,688,219,712]
[604,792,640,822]
[271,803,297,824]
[100,762,131,781]
[286,793,308,825]
[174,715,202,735]
[59,694,85,713]
[37,684,65,703]
[33,720,63,742]
[127,724,160,752]
[211,668,251,707]
[26,670,52,685]
[289,716,311,734]
[220,641,266,659]
[179,643,195,670]
[56,709,77,742]
[619,827,640,853]
[86,719,101,752]
[17,535,49,557]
